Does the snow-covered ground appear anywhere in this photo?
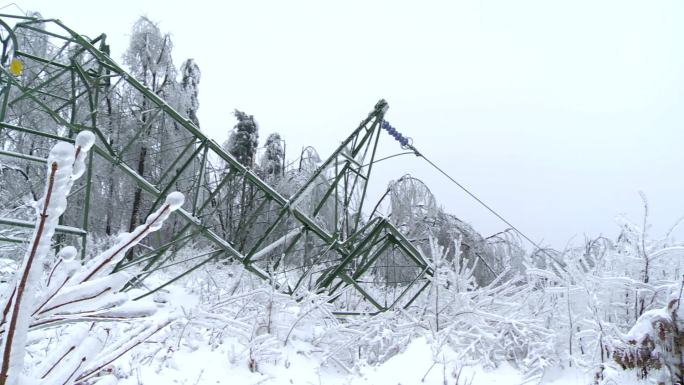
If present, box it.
[112,276,648,385]
[118,336,644,385]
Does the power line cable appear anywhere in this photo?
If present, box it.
[380,120,567,271]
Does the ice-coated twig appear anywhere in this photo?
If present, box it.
[0,132,184,385]
[0,138,80,385]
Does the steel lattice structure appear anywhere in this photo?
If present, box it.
[0,13,433,314]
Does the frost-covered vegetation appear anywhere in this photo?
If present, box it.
[0,12,683,385]
[100,218,684,385]
[0,131,184,384]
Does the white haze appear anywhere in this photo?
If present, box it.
[9,0,684,247]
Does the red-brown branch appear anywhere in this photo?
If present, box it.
[0,289,16,326]
[80,204,170,283]
[0,161,58,385]
[75,321,170,383]
[41,346,75,379]
[46,258,63,288]
[62,357,85,385]
[32,277,70,317]
[38,287,112,316]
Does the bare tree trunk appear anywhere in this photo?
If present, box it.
[127,90,150,256]
[128,146,147,234]
[104,96,115,236]
[105,165,115,236]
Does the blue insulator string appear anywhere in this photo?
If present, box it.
[381,120,420,155]
[379,119,567,272]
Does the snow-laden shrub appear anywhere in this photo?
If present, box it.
[313,237,557,377]
[165,262,336,373]
[312,309,418,369]
[156,258,423,373]
[417,237,557,381]
[0,133,184,385]
[521,203,684,384]
[613,287,684,384]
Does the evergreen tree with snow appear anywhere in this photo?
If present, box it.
[226,110,259,167]
[260,132,284,178]
[180,58,201,127]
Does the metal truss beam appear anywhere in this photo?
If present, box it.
[0,13,433,313]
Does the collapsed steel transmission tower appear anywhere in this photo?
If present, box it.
[0,13,433,314]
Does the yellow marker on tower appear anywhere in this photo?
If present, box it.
[8,58,23,76]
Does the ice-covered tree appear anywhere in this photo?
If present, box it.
[226,110,259,168]
[180,58,201,127]
[259,132,284,178]
[124,17,176,94]
[380,175,505,286]
[124,17,172,232]
[122,17,191,235]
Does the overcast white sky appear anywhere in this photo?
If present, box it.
[7,0,684,247]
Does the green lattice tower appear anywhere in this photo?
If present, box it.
[0,13,432,314]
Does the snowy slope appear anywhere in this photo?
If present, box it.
[113,274,649,385]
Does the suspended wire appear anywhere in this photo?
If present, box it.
[360,151,414,169]
[380,120,567,271]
